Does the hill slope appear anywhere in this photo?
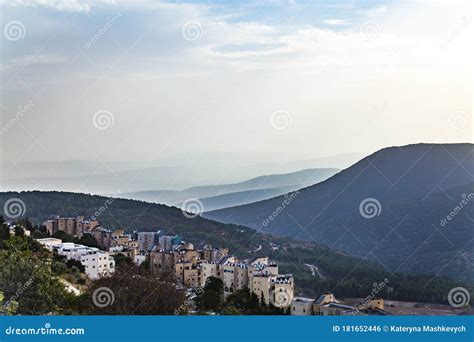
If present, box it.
[205,143,474,282]
[0,190,470,303]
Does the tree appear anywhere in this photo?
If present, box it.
[196,276,224,311]
[226,288,259,311]
[224,288,285,315]
[82,267,185,315]
[113,253,134,272]
[77,234,100,249]
[15,218,33,231]
[14,226,25,237]
[0,291,18,315]
[0,223,10,240]
[204,276,224,294]
[0,237,74,315]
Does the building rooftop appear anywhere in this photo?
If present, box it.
[36,237,63,242]
[293,297,315,303]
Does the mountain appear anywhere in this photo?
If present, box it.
[0,153,360,194]
[123,168,339,208]
[204,143,474,282]
[192,187,293,212]
[0,190,470,303]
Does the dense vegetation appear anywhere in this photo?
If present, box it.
[1,191,472,309]
[0,216,186,315]
[206,143,474,282]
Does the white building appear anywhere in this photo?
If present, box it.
[291,297,314,316]
[51,242,115,279]
[57,242,100,261]
[36,237,63,251]
[80,251,115,279]
[134,254,146,265]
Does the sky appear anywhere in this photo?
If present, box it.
[0,0,472,165]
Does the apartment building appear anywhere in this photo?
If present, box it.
[138,231,161,252]
[43,216,98,237]
[80,251,115,280]
[157,235,172,251]
[36,237,63,250]
[43,241,115,279]
[202,245,229,262]
[90,227,113,250]
[150,249,175,276]
[199,255,294,307]
[290,293,387,316]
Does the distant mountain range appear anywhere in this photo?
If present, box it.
[204,143,474,282]
[0,153,362,194]
[124,168,339,210]
[196,187,292,212]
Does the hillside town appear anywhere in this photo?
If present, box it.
[38,215,295,309]
[31,215,388,315]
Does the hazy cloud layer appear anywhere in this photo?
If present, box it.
[1,0,472,165]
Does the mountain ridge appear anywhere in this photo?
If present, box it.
[123,168,338,207]
[204,143,474,282]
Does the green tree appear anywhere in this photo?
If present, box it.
[15,218,33,231]
[14,226,25,237]
[82,267,185,315]
[113,253,134,272]
[0,291,18,315]
[226,288,259,311]
[0,237,74,315]
[0,223,10,240]
[196,276,224,311]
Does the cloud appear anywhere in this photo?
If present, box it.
[6,0,95,12]
[0,0,471,164]
[360,5,388,17]
[6,54,69,68]
[322,19,351,26]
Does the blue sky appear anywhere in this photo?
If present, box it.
[0,0,471,163]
